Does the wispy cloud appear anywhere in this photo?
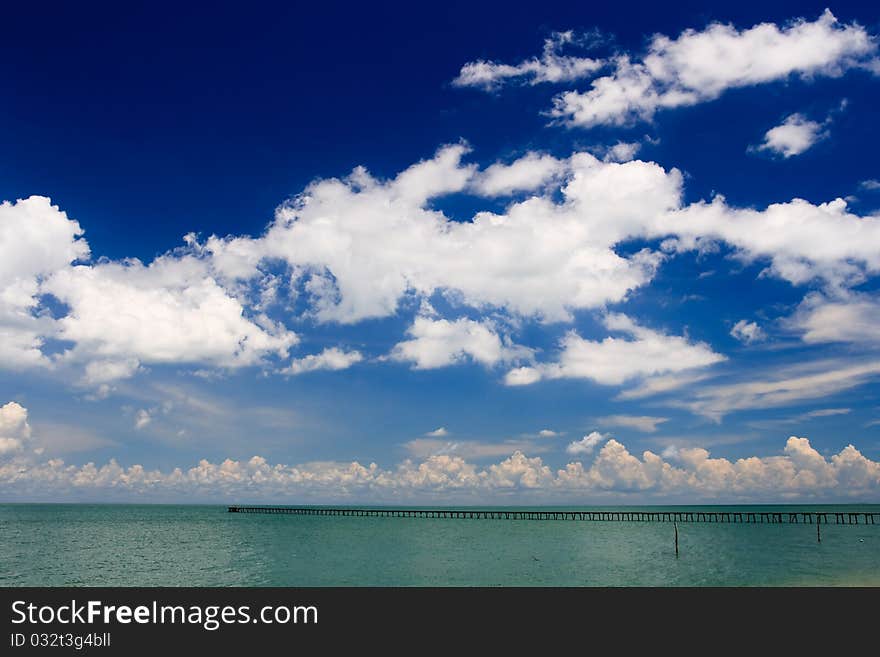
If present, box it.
[678,360,880,421]
[454,31,604,90]
[597,415,669,433]
[402,437,548,460]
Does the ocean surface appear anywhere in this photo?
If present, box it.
[1,504,878,586]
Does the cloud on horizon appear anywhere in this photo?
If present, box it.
[1,402,877,502]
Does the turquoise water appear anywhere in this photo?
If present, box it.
[1,504,878,586]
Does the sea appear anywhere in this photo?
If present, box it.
[1,504,878,586]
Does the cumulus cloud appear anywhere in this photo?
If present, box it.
[3,401,878,500]
[390,316,530,369]
[505,313,724,386]
[283,347,363,375]
[538,429,559,438]
[0,197,298,386]
[549,10,876,127]
[0,198,89,308]
[0,197,89,369]
[6,141,880,402]
[730,319,766,344]
[453,31,603,90]
[860,179,880,191]
[425,427,449,437]
[566,431,608,455]
[483,451,555,489]
[206,145,880,331]
[44,258,298,377]
[753,113,829,157]
[2,434,877,501]
[597,415,668,433]
[470,152,566,196]
[0,402,31,455]
[204,147,678,324]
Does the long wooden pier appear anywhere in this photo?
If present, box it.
[228,506,879,524]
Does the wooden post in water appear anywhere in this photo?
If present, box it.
[674,521,679,558]
[817,520,821,543]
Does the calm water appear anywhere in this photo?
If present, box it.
[1,504,878,586]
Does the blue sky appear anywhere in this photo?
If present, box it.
[2,1,880,502]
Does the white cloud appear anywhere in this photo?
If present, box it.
[566,431,608,455]
[0,197,89,308]
[390,316,530,369]
[388,455,482,491]
[82,359,142,386]
[0,325,53,370]
[753,113,828,157]
[0,198,300,384]
[602,141,642,163]
[730,319,766,344]
[0,197,89,369]
[470,152,566,196]
[3,403,878,499]
[538,429,559,438]
[790,292,880,345]
[747,407,851,430]
[662,196,880,288]
[3,434,876,501]
[43,258,298,379]
[549,10,875,127]
[283,347,363,375]
[425,427,449,437]
[483,451,555,489]
[453,31,603,90]
[504,366,544,386]
[0,401,31,455]
[805,408,851,418]
[205,145,880,329]
[860,179,880,191]
[134,409,151,430]
[6,142,880,394]
[616,372,712,401]
[680,359,880,421]
[505,313,724,386]
[204,147,679,323]
[597,415,668,433]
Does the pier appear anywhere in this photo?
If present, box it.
[228,506,879,524]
